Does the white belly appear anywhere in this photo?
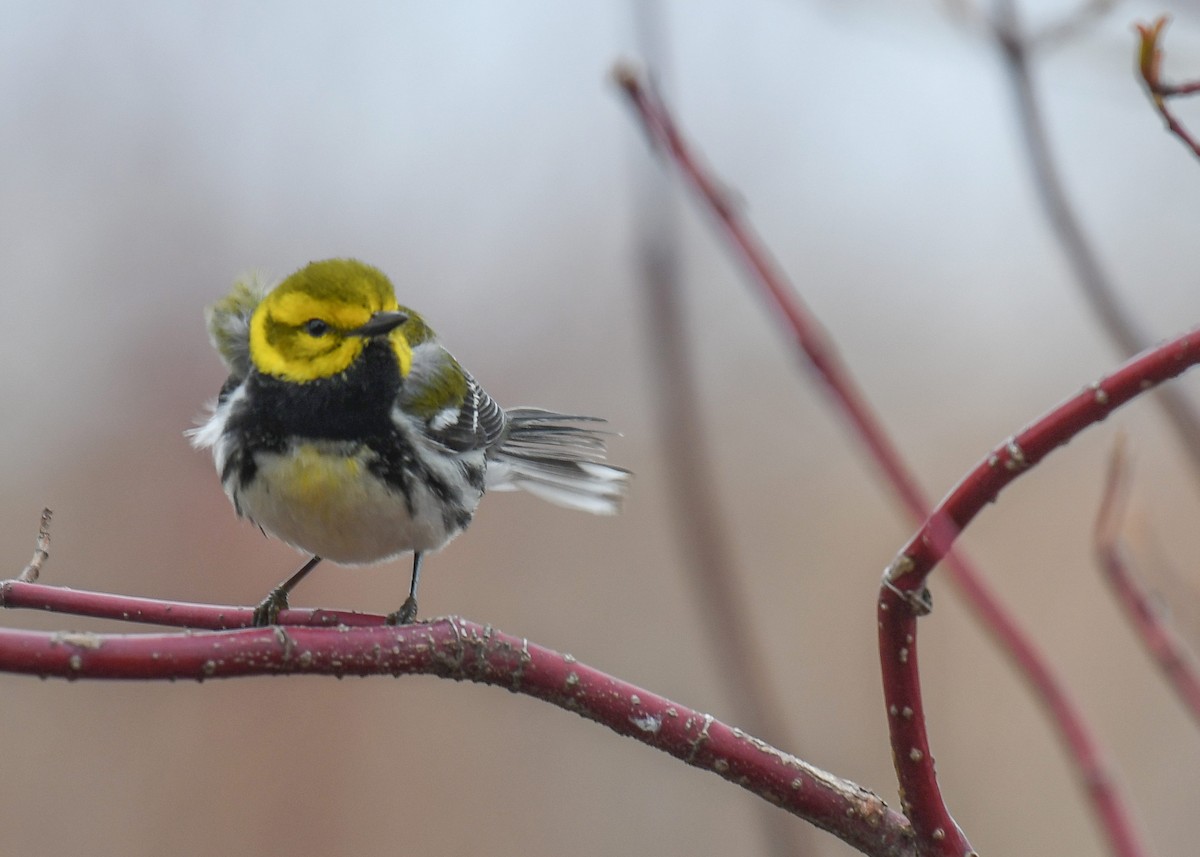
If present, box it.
[232,442,477,565]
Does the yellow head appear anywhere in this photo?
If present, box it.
[249,259,418,382]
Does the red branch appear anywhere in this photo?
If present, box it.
[615,65,1155,857]
[0,598,915,857]
[1136,16,1200,160]
[0,579,379,629]
[884,333,1200,857]
[1094,442,1200,726]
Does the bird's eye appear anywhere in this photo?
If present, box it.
[304,319,330,337]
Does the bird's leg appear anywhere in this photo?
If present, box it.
[387,552,423,625]
[252,555,323,626]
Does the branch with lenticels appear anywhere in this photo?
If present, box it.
[0,572,915,857]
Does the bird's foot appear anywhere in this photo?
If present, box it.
[386,596,418,626]
[252,588,290,627]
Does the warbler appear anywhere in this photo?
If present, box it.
[190,258,629,625]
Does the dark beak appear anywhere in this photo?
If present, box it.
[351,311,409,338]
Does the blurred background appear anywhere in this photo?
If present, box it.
[2,1,1200,855]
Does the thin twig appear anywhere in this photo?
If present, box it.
[990,1,1200,490]
[1095,439,1200,726]
[638,160,789,744]
[18,509,53,583]
[0,579,378,628]
[629,0,788,757]
[628,6,808,856]
[1135,16,1200,160]
[615,66,1152,857]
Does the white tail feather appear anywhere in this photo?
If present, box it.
[486,410,629,514]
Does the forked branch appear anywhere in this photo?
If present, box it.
[0,578,914,857]
[1136,16,1200,160]
[882,330,1200,857]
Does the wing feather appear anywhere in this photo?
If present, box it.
[399,343,507,454]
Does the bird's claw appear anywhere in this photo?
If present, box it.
[252,589,290,626]
[386,596,418,626]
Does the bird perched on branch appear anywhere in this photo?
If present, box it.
[190,258,629,625]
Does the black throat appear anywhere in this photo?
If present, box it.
[232,339,402,446]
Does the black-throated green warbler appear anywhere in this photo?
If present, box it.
[190,258,629,625]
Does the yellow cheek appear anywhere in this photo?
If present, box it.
[292,339,365,380]
[249,309,365,381]
[390,330,413,377]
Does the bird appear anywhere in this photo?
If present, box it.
[190,258,629,625]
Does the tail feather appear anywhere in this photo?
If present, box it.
[487,409,630,515]
[499,435,609,461]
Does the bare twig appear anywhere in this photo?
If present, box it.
[0,606,916,856]
[885,328,1200,857]
[18,509,53,583]
[628,6,808,855]
[629,0,791,769]
[1136,16,1200,160]
[615,66,1153,857]
[638,162,789,743]
[0,579,378,629]
[1095,439,1200,726]
[615,63,980,855]
[989,2,1200,490]
[614,65,922,511]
